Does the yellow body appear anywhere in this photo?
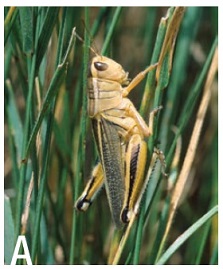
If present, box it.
[75,55,162,227]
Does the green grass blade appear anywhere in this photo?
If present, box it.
[209,240,218,265]
[24,28,77,160]
[31,114,54,262]
[140,9,166,116]
[70,8,91,264]
[156,205,218,265]
[19,7,34,55]
[35,7,60,72]
[101,7,122,55]
[24,66,65,160]
[5,80,23,162]
[15,39,37,244]
[132,209,144,264]
[194,222,211,264]
[4,7,19,45]
[91,7,110,37]
[4,196,15,264]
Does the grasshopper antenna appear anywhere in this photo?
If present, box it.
[81,19,100,56]
[74,26,99,56]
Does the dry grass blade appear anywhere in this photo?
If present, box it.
[21,78,43,235]
[156,7,186,81]
[4,7,16,27]
[156,46,218,261]
[21,175,34,235]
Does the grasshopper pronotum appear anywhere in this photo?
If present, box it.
[75,37,165,228]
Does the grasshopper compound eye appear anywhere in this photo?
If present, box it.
[94,61,108,71]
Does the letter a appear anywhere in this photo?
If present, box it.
[11,235,32,265]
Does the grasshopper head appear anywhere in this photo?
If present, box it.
[90,56,129,86]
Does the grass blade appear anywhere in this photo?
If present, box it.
[19,7,34,55]
[24,28,77,160]
[156,205,218,265]
[101,7,122,55]
[35,7,60,72]
[4,196,15,264]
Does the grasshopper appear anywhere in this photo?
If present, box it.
[75,44,164,228]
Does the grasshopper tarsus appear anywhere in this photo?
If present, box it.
[75,198,92,211]
[154,147,168,177]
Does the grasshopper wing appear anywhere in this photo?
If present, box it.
[92,118,125,228]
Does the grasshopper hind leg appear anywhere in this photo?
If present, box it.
[121,144,167,223]
[121,134,147,223]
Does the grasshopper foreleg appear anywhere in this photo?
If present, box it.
[122,63,158,97]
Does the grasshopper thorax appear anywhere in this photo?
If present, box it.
[89,55,129,86]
